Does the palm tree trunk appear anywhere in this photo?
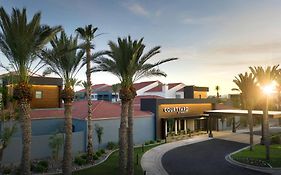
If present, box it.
[248,109,254,151]
[264,95,270,161]
[127,99,134,175]
[119,100,128,175]
[86,48,94,160]
[62,102,73,175]
[19,100,31,175]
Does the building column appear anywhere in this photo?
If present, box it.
[232,116,236,133]
[184,119,187,133]
[178,119,181,131]
[209,116,213,137]
[165,120,168,137]
[175,119,178,135]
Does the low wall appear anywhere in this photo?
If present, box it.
[2,131,85,165]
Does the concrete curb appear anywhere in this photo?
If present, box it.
[225,146,281,175]
[141,135,212,175]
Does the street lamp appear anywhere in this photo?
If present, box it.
[261,81,276,161]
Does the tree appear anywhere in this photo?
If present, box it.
[215,85,220,102]
[275,71,281,125]
[76,25,98,161]
[94,124,103,149]
[233,72,258,150]
[249,65,279,160]
[93,36,178,175]
[41,31,84,175]
[48,132,64,161]
[112,83,120,102]
[0,7,61,174]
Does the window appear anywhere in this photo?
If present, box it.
[35,91,43,99]
[176,94,181,99]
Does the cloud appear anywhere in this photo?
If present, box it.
[210,41,281,55]
[124,3,149,17]
[181,16,224,25]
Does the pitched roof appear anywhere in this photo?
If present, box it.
[133,81,158,91]
[77,84,108,92]
[168,83,181,89]
[145,83,183,92]
[31,100,152,120]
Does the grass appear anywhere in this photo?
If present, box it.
[74,144,161,175]
[231,144,281,168]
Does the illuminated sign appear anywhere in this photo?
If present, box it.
[163,106,189,114]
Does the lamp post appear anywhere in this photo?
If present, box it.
[262,82,276,161]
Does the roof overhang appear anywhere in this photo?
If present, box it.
[204,109,281,119]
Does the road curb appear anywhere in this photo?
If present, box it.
[225,146,281,175]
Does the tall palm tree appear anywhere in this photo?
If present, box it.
[93,36,178,175]
[75,25,97,160]
[249,65,279,160]
[41,31,84,175]
[0,7,61,174]
[233,72,258,150]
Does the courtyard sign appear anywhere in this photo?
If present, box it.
[163,106,189,114]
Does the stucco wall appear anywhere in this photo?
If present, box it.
[91,116,155,149]
[2,131,85,164]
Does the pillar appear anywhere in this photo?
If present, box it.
[175,119,178,135]
[232,116,236,133]
[209,116,213,137]
[178,119,181,131]
[184,119,187,133]
[165,120,168,137]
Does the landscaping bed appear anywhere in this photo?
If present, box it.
[231,144,281,168]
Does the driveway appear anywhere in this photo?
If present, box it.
[162,139,268,175]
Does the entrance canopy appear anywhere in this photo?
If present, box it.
[204,109,281,119]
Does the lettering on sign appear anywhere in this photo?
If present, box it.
[163,106,189,114]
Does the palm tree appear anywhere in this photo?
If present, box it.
[215,85,220,100]
[249,65,279,160]
[233,72,258,150]
[275,71,281,125]
[0,7,61,174]
[93,36,178,175]
[41,31,84,175]
[75,25,97,160]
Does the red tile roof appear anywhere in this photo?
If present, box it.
[168,83,181,89]
[145,84,162,92]
[31,100,152,120]
[133,81,158,91]
[77,84,108,92]
[176,87,184,92]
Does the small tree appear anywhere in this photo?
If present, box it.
[95,124,103,149]
[49,133,64,161]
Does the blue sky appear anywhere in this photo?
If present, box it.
[1,0,281,95]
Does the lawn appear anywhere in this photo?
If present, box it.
[74,144,161,175]
[231,144,281,168]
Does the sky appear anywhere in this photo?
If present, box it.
[1,0,281,95]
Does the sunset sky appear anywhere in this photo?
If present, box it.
[1,0,281,95]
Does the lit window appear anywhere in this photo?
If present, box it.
[35,91,43,99]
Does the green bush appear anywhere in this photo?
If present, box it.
[2,167,11,174]
[34,164,48,173]
[100,149,105,154]
[93,154,99,160]
[38,160,48,168]
[144,141,150,145]
[157,139,161,143]
[74,156,87,166]
[149,140,155,144]
[107,142,117,150]
[96,151,102,157]
[81,153,87,160]
[271,135,281,144]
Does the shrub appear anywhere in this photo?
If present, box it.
[107,142,117,150]
[157,139,161,143]
[74,156,87,166]
[2,167,11,174]
[96,151,102,157]
[93,154,99,160]
[271,135,281,144]
[38,160,48,168]
[81,153,87,160]
[144,141,150,145]
[34,164,48,173]
[100,149,105,154]
[149,140,155,144]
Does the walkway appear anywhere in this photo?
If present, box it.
[141,130,262,175]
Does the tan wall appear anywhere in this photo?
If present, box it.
[194,91,207,99]
[30,85,60,108]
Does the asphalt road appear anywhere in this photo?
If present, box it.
[162,139,268,175]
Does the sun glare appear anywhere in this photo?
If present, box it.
[262,82,277,95]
